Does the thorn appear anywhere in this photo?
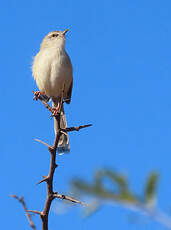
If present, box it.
[10,194,17,198]
[34,139,50,148]
[55,164,58,168]
[37,177,49,185]
[79,124,93,129]
[64,124,93,132]
[26,210,41,215]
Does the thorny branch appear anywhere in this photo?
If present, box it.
[10,195,36,230]
[31,90,91,230]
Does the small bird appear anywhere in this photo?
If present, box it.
[32,29,73,153]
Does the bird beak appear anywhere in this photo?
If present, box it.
[62,29,69,35]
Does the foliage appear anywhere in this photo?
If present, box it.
[71,169,159,217]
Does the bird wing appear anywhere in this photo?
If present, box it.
[65,79,73,104]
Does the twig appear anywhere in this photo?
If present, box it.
[109,200,171,229]
[31,90,91,230]
[10,195,37,230]
[34,139,50,148]
[27,210,42,215]
[53,193,87,206]
[64,124,92,132]
[37,176,49,185]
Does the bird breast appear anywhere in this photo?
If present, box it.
[32,48,73,98]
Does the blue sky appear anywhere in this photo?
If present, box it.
[1,0,171,229]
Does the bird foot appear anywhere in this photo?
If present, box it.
[51,105,60,117]
[33,91,44,100]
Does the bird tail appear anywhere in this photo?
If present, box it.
[52,100,70,154]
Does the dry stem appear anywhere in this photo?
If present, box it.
[32,91,91,230]
[10,195,37,230]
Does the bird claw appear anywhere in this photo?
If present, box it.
[33,91,41,100]
[51,105,60,117]
[33,91,45,100]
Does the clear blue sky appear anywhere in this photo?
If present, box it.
[1,0,171,229]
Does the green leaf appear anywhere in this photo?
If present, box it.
[71,179,95,194]
[103,169,128,192]
[72,178,119,199]
[144,172,159,205]
[118,192,138,203]
[94,170,103,189]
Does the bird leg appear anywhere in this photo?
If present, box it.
[51,103,61,117]
[51,92,64,117]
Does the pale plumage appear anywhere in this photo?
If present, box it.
[32,30,73,153]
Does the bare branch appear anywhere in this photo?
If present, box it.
[31,90,91,230]
[109,200,171,229]
[10,195,37,230]
[63,124,92,132]
[34,139,50,148]
[27,210,42,215]
[53,193,86,206]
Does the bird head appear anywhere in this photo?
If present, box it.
[40,29,69,49]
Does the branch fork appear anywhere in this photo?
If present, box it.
[32,90,91,230]
[12,91,91,230]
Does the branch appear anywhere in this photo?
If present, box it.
[109,200,171,229]
[71,170,171,229]
[31,90,91,230]
[64,124,92,132]
[10,195,37,230]
[27,210,42,215]
[53,193,86,206]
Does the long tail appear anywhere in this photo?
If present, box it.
[52,100,70,154]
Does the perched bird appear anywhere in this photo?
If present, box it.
[32,29,73,153]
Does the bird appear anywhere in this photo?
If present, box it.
[32,29,73,154]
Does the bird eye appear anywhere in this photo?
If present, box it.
[51,34,58,37]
